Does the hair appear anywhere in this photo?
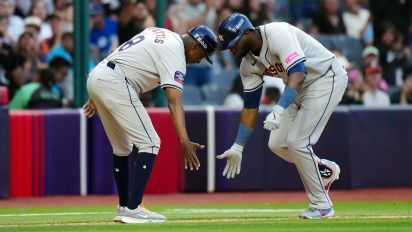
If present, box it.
[49,56,71,69]
[37,68,55,86]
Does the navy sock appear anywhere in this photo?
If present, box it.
[127,152,156,210]
[113,154,129,207]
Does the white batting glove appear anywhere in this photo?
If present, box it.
[216,144,243,179]
[263,105,284,131]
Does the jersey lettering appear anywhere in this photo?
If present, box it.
[149,28,166,44]
[263,63,285,76]
[118,35,145,51]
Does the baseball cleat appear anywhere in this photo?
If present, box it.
[299,207,335,219]
[121,205,166,223]
[113,205,126,222]
[318,159,340,192]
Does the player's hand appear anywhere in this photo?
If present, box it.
[182,140,205,171]
[216,144,243,179]
[263,105,284,131]
[82,98,97,118]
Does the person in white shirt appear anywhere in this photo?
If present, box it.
[362,65,390,106]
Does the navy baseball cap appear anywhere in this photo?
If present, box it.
[217,13,254,50]
[188,25,218,64]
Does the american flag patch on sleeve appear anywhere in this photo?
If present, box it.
[174,71,185,84]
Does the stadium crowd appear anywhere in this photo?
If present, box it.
[0,0,412,109]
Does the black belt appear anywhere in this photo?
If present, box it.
[107,61,116,70]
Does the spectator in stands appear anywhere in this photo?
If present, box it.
[376,22,410,91]
[341,68,364,104]
[312,0,346,35]
[48,31,74,106]
[261,86,281,106]
[391,69,412,104]
[89,2,118,64]
[48,56,70,103]
[0,0,24,43]
[9,68,63,109]
[117,0,147,45]
[24,16,42,43]
[39,13,62,62]
[399,75,412,105]
[370,0,411,43]
[3,53,29,99]
[0,15,12,48]
[361,45,380,67]
[362,65,390,106]
[245,0,273,26]
[53,0,73,29]
[342,0,373,45]
[16,30,45,80]
[28,0,53,43]
[168,0,214,88]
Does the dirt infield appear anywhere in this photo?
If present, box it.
[0,188,411,208]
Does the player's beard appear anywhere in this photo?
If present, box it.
[235,41,252,59]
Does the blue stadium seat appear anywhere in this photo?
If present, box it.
[182,85,204,106]
[313,35,334,49]
[332,35,363,64]
[201,83,231,105]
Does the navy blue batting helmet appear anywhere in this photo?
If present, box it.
[188,25,218,64]
[217,13,254,50]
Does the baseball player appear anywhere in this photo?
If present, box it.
[82,26,218,223]
[215,13,348,219]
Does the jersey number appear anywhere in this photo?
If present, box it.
[118,35,145,51]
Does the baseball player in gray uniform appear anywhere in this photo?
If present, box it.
[215,13,348,219]
[83,26,218,223]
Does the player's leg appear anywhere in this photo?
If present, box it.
[87,73,133,221]
[267,103,299,163]
[107,78,164,223]
[287,63,347,218]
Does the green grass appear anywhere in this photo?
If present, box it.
[0,201,411,231]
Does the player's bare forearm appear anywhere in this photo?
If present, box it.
[165,88,189,143]
[240,108,259,128]
[287,72,305,91]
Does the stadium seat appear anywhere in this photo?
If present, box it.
[313,35,334,49]
[182,85,204,106]
[201,83,231,105]
[332,35,363,64]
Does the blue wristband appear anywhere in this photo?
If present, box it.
[278,87,298,108]
[234,124,253,147]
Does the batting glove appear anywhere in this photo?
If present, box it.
[263,105,284,131]
[216,144,243,179]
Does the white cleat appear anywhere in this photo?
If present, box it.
[113,205,126,222]
[121,205,166,223]
[299,207,335,219]
[319,159,340,193]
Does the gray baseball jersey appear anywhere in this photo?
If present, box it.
[87,27,187,156]
[241,22,348,209]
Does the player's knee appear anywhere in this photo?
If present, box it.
[286,138,306,152]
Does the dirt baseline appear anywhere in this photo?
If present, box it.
[0,188,411,208]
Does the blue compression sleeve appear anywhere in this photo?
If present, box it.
[287,61,307,75]
[234,124,254,147]
[278,87,298,109]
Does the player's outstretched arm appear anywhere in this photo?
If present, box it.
[165,87,205,171]
[217,84,262,179]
